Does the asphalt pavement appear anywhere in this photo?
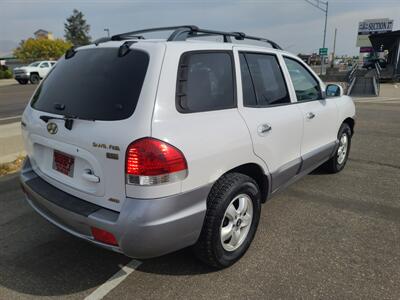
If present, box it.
[0,98,399,299]
[0,83,36,121]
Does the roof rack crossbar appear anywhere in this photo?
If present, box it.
[109,25,282,50]
[111,25,198,41]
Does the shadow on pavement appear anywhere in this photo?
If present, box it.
[0,226,132,297]
[138,248,217,276]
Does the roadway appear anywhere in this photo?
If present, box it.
[0,99,399,299]
[0,83,35,122]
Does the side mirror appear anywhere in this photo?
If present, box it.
[326,84,343,97]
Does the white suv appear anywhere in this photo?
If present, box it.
[20,26,355,268]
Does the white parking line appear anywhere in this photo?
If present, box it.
[0,115,22,122]
[84,259,142,300]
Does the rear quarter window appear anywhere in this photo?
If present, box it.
[31,47,149,121]
[176,51,236,113]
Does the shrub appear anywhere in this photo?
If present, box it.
[0,70,4,79]
[4,69,12,79]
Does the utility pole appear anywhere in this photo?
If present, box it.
[305,0,329,75]
[331,28,337,68]
[104,28,110,38]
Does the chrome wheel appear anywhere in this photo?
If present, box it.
[220,194,253,252]
[337,133,348,164]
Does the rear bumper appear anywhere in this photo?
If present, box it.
[20,158,210,258]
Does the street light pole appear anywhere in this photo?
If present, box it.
[305,0,328,75]
[331,28,337,68]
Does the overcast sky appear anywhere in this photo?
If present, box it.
[1,0,400,56]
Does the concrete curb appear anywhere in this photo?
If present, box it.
[0,116,22,125]
[0,151,26,164]
[0,122,24,164]
[0,79,18,87]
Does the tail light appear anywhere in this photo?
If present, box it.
[126,137,188,185]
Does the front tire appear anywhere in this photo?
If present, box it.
[29,74,40,84]
[193,173,261,269]
[17,79,28,85]
[323,123,352,173]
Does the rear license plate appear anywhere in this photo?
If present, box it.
[53,150,75,177]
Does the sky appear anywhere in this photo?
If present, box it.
[1,0,400,56]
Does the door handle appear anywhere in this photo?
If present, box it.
[306,112,316,119]
[257,123,272,135]
[82,169,100,183]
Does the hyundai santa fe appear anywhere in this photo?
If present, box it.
[20,26,355,268]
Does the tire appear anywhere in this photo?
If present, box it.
[29,74,40,84]
[193,172,261,269]
[18,79,28,85]
[323,123,352,173]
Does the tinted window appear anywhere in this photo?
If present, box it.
[284,57,321,101]
[176,52,235,112]
[40,62,49,68]
[241,53,290,106]
[239,53,257,106]
[31,48,149,121]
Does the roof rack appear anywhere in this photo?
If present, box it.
[108,25,282,50]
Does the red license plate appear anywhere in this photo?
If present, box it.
[53,150,75,177]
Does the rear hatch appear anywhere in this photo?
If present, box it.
[21,42,165,211]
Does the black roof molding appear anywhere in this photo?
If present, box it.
[108,25,282,50]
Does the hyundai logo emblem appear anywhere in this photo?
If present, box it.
[47,122,58,134]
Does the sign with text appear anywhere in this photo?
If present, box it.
[319,48,328,56]
[360,47,374,53]
[356,18,394,47]
[358,18,394,34]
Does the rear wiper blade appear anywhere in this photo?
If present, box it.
[40,114,95,131]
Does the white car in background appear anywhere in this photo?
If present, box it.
[13,60,56,85]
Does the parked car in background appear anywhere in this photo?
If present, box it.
[363,58,387,70]
[20,26,355,268]
[13,60,56,84]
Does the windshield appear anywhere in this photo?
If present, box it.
[30,47,150,121]
[29,62,40,67]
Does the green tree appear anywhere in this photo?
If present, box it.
[13,38,72,61]
[64,9,91,46]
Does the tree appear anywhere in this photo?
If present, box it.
[64,9,91,46]
[13,38,72,61]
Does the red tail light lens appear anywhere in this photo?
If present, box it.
[126,137,188,185]
[91,227,118,246]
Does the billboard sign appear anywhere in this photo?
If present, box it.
[356,18,394,47]
[358,19,394,34]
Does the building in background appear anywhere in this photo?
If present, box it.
[34,29,54,40]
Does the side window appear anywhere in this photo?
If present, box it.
[283,57,321,101]
[176,52,235,113]
[240,53,290,106]
[40,62,50,68]
[50,62,56,67]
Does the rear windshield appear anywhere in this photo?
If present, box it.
[31,47,149,121]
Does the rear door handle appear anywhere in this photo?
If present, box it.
[306,112,316,119]
[257,123,272,135]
